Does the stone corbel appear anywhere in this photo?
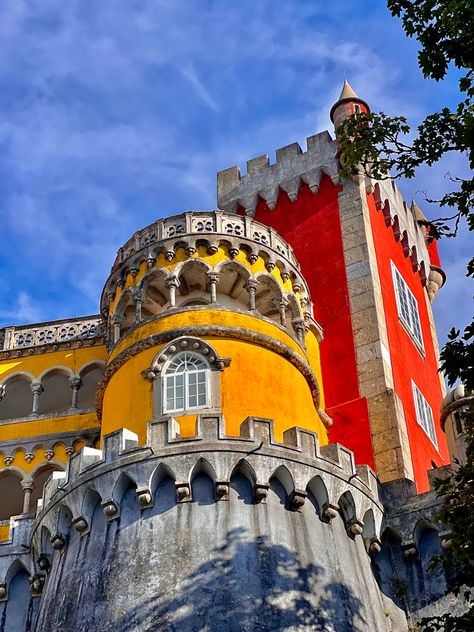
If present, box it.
[29,574,45,597]
[37,554,51,573]
[365,536,382,555]
[101,499,119,521]
[321,502,339,523]
[0,583,7,601]
[72,515,89,536]
[136,486,153,509]
[346,517,364,539]
[255,482,269,503]
[176,482,191,503]
[215,481,229,501]
[50,533,66,551]
[289,489,307,512]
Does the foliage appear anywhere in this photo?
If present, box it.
[337,2,473,630]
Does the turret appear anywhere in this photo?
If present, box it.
[330,80,370,129]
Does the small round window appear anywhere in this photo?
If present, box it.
[163,352,209,413]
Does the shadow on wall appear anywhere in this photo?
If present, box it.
[105,526,366,632]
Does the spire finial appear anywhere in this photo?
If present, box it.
[330,80,370,125]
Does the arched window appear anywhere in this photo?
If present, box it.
[163,352,209,413]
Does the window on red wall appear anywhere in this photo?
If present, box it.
[412,380,438,447]
[391,262,424,349]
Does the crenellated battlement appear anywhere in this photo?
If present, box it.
[217,132,339,215]
[32,416,383,554]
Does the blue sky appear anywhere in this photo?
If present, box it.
[0,0,471,346]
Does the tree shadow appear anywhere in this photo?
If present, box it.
[107,527,367,632]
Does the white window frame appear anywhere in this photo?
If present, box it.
[391,262,424,349]
[412,380,438,447]
[162,352,210,414]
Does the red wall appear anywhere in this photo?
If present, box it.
[252,177,374,467]
[367,193,450,492]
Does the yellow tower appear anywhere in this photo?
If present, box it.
[100,211,330,444]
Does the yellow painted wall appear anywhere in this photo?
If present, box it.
[0,345,107,381]
[0,523,10,542]
[101,310,327,445]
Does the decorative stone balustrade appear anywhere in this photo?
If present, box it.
[112,211,299,272]
[0,316,103,352]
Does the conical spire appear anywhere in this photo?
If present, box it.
[338,79,358,101]
[411,199,428,224]
[330,79,370,124]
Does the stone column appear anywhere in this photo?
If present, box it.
[113,316,124,344]
[30,380,43,415]
[246,279,258,310]
[279,299,289,326]
[207,272,220,304]
[70,376,83,409]
[166,276,179,308]
[21,479,34,514]
[133,289,143,323]
[292,318,306,345]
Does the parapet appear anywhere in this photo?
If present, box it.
[217,132,339,215]
[32,416,383,558]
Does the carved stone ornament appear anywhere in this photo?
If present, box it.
[50,534,66,550]
[144,337,231,380]
[346,518,364,538]
[255,483,269,503]
[4,455,14,466]
[215,482,229,501]
[29,574,45,596]
[73,516,89,534]
[24,453,35,464]
[0,583,6,600]
[175,482,191,503]
[37,554,51,572]
[321,503,339,523]
[44,449,54,461]
[101,499,119,520]
[289,489,307,512]
[136,487,153,508]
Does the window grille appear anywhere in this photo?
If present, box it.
[412,381,437,447]
[163,352,209,413]
[391,262,423,348]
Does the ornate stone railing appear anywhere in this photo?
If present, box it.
[1,316,103,351]
[112,211,299,271]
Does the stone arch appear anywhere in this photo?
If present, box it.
[77,361,105,410]
[254,272,284,323]
[3,560,31,629]
[362,508,376,540]
[416,521,446,601]
[229,459,256,505]
[214,260,251,310]
[80,487,102,526]
[0,373,35,420]
[175,259,211,306]
[114,288,136,337]
[338,490,356,522]
[149,462,176,494]
[140,267,170,318]
[112,471,137,504]
[29,463,65,513]
[190,458,216,506]
[56,503,73,540]
[0,470,24,520]
[306,475,329,517]
[38,367,74,416]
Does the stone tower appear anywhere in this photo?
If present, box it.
[0,83,460,631]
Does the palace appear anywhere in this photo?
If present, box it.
[0,82,466,631]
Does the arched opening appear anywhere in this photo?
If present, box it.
[190,458,216,506]
[38,369,72,416]
[216,262,250,310]
[0,471,23,520]
[176,260,209,306]
[141,269,170,318]
[77,363,104,410]
[114,290,135,338]
[229,460,256,505]
[3,562,31,632]
[0,376,33,420]
[254,274,282,323]
[29,464,64,513]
